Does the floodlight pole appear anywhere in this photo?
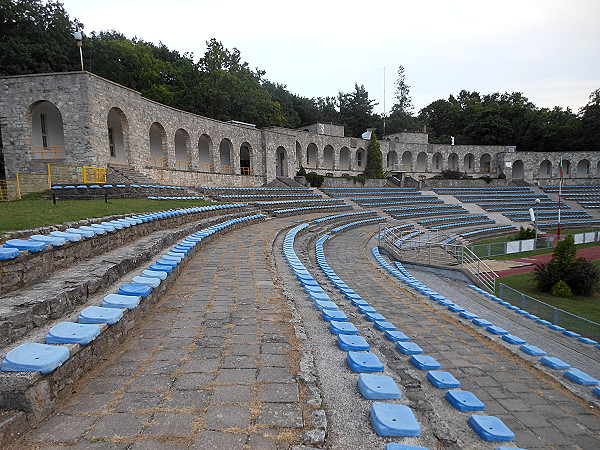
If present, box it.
[74,31,83,71]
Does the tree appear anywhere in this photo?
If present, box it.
[338,84,377,137]
[364,131,385,178]
[391,65,413,114]
[579,88,600,152]
[0,0,83,75]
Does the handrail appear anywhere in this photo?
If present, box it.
[379,225,498,292]
[30,146,65,160]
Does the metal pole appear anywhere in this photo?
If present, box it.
[79,46,84,71]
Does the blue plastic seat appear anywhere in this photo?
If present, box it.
[563,330,580,338]
[149,263,173,273]
[365,312,386,322]
[472,318,492,327]
[347,351,384,373]
[3,239,47,253]
[79,225,105,235]
[487,326,509,335]
[446,390,485,411]
[385,444,429,450]
[1,342,70,373]
[563,368,599,385]
[156,258,179,268]
[118,284,152,298]
[314,300,338,311]
[358,373,401,399]
[142,269,168,280]
[448,305,465,312]
[351,298,369,307]
[397,341,423,355]
[102,293,141,310]
[468,415,514,442]
[131,276,161,288]
[374,321,396,331]
[540,356,570,370]
[519,344,546,356]
[426,370,461,389]
[0,247,20,260]
[322,310,348,322]
[459,311,478,319]
[46,322,101,345]
[78,306,123,325]
[329,321,358,335]
[370,402,420,437]
[502,334,526,345]
[29,235,67,247]
[578,337,598,345]
[358,305,377,314]
[50,231,83,242]
[337,335,370,351]
[592,386,600,398]
[410,355,441,370]
[384,330,409,342]
[65,227,96,238]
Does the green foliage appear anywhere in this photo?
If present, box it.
[551,280,573,298]
[364,132,385,179]
[514,226,536,241]
[533,235,600,297]
[498,172,507,179]
[296,165,307,176]
[342,174,368,185]
[304,172,324,187]
[391,65,413,114]
[480,175,492,184]
[440,170,464,179]
[338,84,377,137]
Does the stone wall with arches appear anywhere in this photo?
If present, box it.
[1,72,599,187]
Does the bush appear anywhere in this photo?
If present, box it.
[480,175,492,184]
[514,226,536,241]
[296,165,307,176]
[304,172,324,187]
[551,280,573,298]
[364,132,386,179]
[498,172,507,179]
[533,235,600,296]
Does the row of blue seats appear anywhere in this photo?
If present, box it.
[52,184,185,190]
[0,204,247,261]
[321,187,418,191]
[418,215,487,225]
[454,194,544,201]
[360,200,444,207]
[394,230,425,247]
[370,247,517,443]
[353,196,437,202]
[484,205,570,212]
[313,210,376,223]
[466,285,600,394]
[218,193,319,198]
[1,214,266,374]
[441,226,517,244]
[272,204,349,215]
[538,220,600,228]
[147,196,204,200]
[383,205,466,213]
[256,198,340,206]
[504,213,592,221]
[326,191,419,196]
[542,185,600,191]
[478,201,562,208]
[503,210,590,217]
[390,210,466,219]
[433,187,532,192]
[331,217,387,233]
[202,186,312,191]
[429,219,495,230]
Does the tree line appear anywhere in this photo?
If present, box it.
[1,0,598,151]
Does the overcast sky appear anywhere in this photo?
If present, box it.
[60,0,599,115]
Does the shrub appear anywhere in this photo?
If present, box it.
[304,172,324,187]
[364,132,386,179]
[480,175,492,184]
[498,172,507,179]
[440,170,463,179]
[551,280,573,298]
[514,226,536,241]
[296,165,307,176]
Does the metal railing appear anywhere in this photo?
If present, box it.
[379,226,498,291]
[240,166,252,175]
[0,179,20,201]
[82,166,107,183]
[149,156,167,168]
[220,165,234,174]
[198,162,214,172]
[174,159,191,171]
[498,283,600,340]
[30,146,65,160]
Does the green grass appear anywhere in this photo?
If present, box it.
[0,192,216,233]
[497,260,600,323]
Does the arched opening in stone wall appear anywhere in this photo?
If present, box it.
[387,151,398,169]
[28,100,65,160]
[432,152,443,171]
[295,142,303,170]
[198,134,213,172]
[240,142,251,175]
[219,138,233,173]
[416,152,427,171]
[174,128,190,171]
[307,143,318,169]
[323,145,334,169]
[464,153,474,172]
[340,147,350,170]
[480,153,491,173]
[356,148,365,168]
[576,159,589,178]
[276,146,287,177]
[107,107,128,162]
[512,160,524,179]
[539,160,552,178]
[149,122,167,167]
[448,153,459,171]
[597,161,600,176]
[402,151,412,170]
[561,160,571,177]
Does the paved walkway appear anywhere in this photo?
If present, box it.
[16,218,308,449]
